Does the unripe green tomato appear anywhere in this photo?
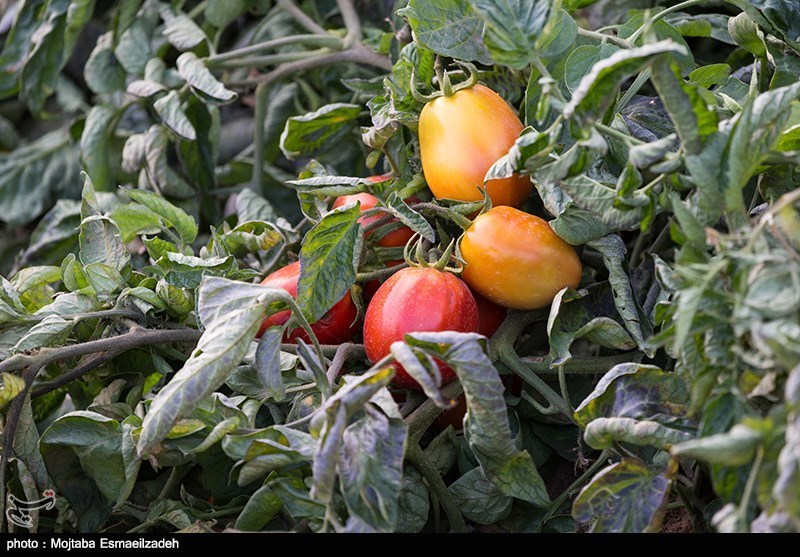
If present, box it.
[418,84,531,208]
[460,206,582,310]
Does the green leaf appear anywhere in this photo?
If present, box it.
[339,406,407,531]
[395,467,430,533]
[723,82,800,214]
[573,363,690,429]
[157,252,236,289]
[84,32,125,95]
[547,285,637,365]
[535,8,578,61]
[565,43,621,93]
[153,90,197,141]
[0,129,80,227]
[126,189,198,244]
[205,0,247,28]
[563,41,687,133]
[650,57,718,156]
[584,417,693,450]
[618,13,695,75]
[220,221,283,257]
[0,0,46,99]
[160,5,206,50]
[397,0,492,65]
[235,189,276,223]
[384,192,435,243]
[137,277,279,456]
[280,103,361,160]
[408,332,550,505]
[80,105,117,192]
[774,365,800,518]
[449,467,513,524]
[109,203,163,242]
[255,327,284,401]
[573,458,674,532]
[177,52,237,104]
[13,315,74,353]
[725,0,800,50]
[297,205,362,322]
[19,0,93,114]
[0,372,26,411]
[588,235,653,354]
[672,424,762,466]
[41,411,141,514]
[235,484,282,531]
[471,0,552,69]
[114,19,152,75]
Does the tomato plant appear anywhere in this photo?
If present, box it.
[363,267,478,389]
[257,261,359,344]
[418,83,532,208]
[460,206,582,310]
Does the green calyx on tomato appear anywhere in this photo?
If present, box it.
[460,206,583,310]
[363,266,479,390]
[257,260,360,344]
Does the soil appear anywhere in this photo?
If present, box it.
[661,507,693,533]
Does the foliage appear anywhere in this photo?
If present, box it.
[0,0,799,534]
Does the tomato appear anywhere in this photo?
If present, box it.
[472,289,507,337]
[332,192,414,249]
[363,267,479,390]
[418,84,531,208]
[257,261,360,344]
[460,206,582,310]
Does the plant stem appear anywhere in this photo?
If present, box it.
[595,122,645,145]
[406,381,464,445]
[207,35,343,64]
[501,348,572,418]
[214,48,332,69]
[519,352,640,374]
[576,27,631,49]
[277,0,328,35]
[0,328,202,375]
[737,445,764,528]
[406,444,467,533]
[31,351,119,398]
[336,0,362,47]
[537,449,610,531]
[357,262,408,282]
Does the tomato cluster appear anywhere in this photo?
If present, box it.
[259,81,582,396]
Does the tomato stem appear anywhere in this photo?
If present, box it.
[406,444,467,533]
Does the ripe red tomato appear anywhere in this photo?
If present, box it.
[472,289,507,337]
[257,261,360,344]
[418,84,531,208]
[332,192,414,249]
[363,267,479,390]
[460,206,582,310]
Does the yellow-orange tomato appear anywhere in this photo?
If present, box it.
[460,206,582,310]
[418,84,531,208]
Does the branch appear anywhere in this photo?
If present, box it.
[31,351,119,398]
[336,0,362,47]
[406,380,464,445]
[277,0,328,35]
[0,328,202,375]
